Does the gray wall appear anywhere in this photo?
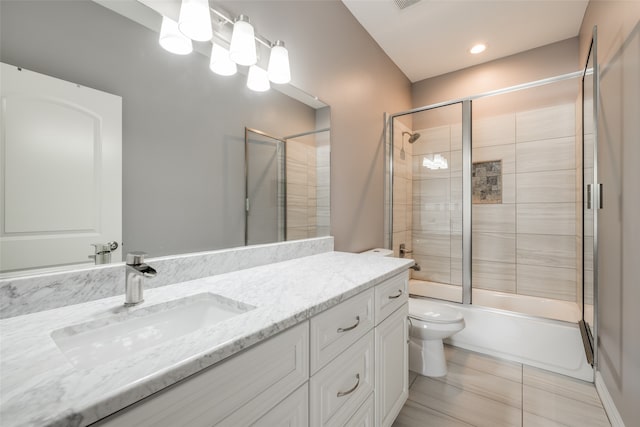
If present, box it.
[0,0,318,258]
[579,2,640,424]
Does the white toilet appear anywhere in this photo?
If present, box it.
[408,297,465,377]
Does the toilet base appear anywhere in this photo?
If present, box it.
[409,337,448,377]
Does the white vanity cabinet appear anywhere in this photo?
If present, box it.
[309,271,409,427]
[93,322,310,427]
[93,270,409,427]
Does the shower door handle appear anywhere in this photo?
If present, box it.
[587,184,592,209]
[598,183,604,209]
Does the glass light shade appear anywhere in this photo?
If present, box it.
[229,16,257,66]
[159,17,193,55]
[267,41,291,84]
[209,43,237,76]
[246,65,270,92]
[178,0,212,42]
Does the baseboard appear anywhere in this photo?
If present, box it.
[595,371,625,427]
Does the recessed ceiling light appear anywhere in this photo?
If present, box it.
[470,44,486,54]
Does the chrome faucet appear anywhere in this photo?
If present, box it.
[125,252,157,307]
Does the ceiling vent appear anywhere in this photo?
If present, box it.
[393,0,422,10]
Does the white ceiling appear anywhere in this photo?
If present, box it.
[342,0,589,82]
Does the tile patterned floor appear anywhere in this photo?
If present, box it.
[393,345,611,427]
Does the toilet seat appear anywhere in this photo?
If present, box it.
[409,298,463,324]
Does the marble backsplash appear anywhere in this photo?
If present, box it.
[0,237,334,319]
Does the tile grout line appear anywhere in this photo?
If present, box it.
[405,395,478,427]
[428,370,524,411]
[522,380,610,410]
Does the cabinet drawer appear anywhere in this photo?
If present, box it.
[374,271,408,325]
[310,289,374,374]
[252,383,309,427]
[310,330,375,427]
[345,393,374,427]
[95,322,309,427]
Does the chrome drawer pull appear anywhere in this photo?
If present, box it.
[388,290,403,299]
[337,316,360,333]
[337,373,360,397]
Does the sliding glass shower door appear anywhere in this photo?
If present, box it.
[390,102,466,303]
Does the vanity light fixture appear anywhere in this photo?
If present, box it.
[470,43,487,54]
[246,65,270,92]
[159,2,292,92]
[267,40,291,84]
[159,17,193,55]
[178,0,213,42]
[209,43,237,76]
[229,15,257,66]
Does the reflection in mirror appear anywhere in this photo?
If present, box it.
[245,128,286,245]
[582,31,597,342]
[0,0,330,276]
[245,126,331,246]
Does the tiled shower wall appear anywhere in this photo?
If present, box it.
[408,103,580,302]
[286,133,330,241]
[392,121,413,257]
[286,138,318,240]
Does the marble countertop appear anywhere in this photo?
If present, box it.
[0,251,412,427]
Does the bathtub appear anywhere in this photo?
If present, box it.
[410,280,594,381]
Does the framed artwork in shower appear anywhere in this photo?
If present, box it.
[472,160,502,204]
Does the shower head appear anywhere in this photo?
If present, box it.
[402,131,421,144]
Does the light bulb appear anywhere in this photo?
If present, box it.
[247,65,270,92]
[229,15,257,66]
[178,0,212,42]
[267,40,291,84]
[470,43,486,54]
[209,43,237,76]
[159,16,193,55]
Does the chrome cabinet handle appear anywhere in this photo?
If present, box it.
[388,290,403,299]
[337,316,360,333]
[337,374,360,397]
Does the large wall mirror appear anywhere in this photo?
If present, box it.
[0,0,330,276]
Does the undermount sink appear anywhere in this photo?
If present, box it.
[51,293,255,369]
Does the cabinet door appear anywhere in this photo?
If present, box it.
[252,384,309,427]
[95,323,308,427]
[375,304,408,427]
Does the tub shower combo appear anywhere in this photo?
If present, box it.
[385,39,600,381]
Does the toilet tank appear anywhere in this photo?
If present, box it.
[360,248,393,257]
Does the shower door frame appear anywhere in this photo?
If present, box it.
[387,70,585,308]
[244,127,287,246]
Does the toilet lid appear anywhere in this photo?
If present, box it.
[409,298,464,323]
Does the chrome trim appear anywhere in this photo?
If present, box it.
[336,373,360,397]
[462,100,472,305]
[337,315,360,333]
[283,127,330,140]
[591,25,600,370]
[388,70,583,120]
[387,112,394,251]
